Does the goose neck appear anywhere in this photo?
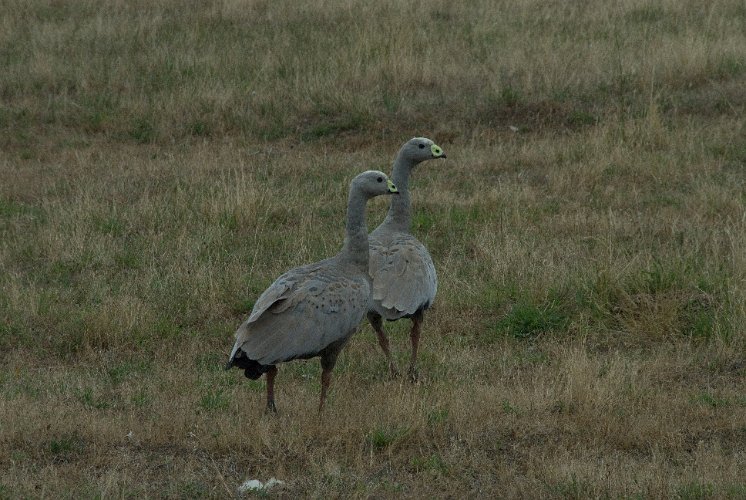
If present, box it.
[383,154,415,231]
[340,186,370,270]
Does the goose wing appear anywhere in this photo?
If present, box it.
[369,234,437,318]
[229,260,370,365]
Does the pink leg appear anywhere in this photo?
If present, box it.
[408,312,423,382]
[319,367,332,412]
[368,312,399,377]
[318,345,342,412]
[265,366,278,413]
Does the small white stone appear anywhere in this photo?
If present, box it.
[264,478,285,489]
[238,479,264,492]
[238,477,285,493]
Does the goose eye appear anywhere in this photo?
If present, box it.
[418,144,426,149]
[377,177,383,182]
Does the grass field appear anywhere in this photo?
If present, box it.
[1,0,745,497]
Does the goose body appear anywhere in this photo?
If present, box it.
[367,137,446,379]
[226,171,398,411]
[227,259,370,370]
[368,231,437,321]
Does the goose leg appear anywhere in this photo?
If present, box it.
[319,367,332,413]
[368,311,399,377]
[265,366,278,413]
[408,310,424,382]
[319,348,341,412]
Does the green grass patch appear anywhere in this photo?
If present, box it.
[178,481,209,498]
[76,387,112,410]
[188,119,211,137]
[691,392,731,409]
[198,389,231,411]
[195,352,230,375]
[113,248,143,271]
[410,454,448,475]
[576,258,729,340]
[47,260,84,287]
[108,360,152,385]
[0,199,44,220]
[48,434,85,457]
[624,6,666,25]
[714,55,746,79]
[218,211,238,231]
[426,408,449,425]
[675,481,715,500]
[502,400,520,414]
[549,474,594,498]
[448,205,487,226]
[153,317,181,340]
[300,112,367,141]
[412,209,436,232]
[131,390,152,408]
[92,215,126,237]
[0,320,30,353]
[128,116,157,144]
[490,299,569,341]
[566,109,598,127]
[230,297,255,316]
[500,85,522,107]
[367,426,410,450]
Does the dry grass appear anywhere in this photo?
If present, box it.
[2,0,746,497]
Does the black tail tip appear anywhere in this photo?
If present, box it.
[243,362,271,380]
[227,354,272,380]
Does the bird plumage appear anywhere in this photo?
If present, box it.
[228,260,370,367]
[367,137,446,379]
[369,232,437,320]
[226,170,398,411]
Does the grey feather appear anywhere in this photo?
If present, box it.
[368,137,444,321]
[226,170,397,382]
[369,233,437,320]
[231,260,370,365]
[365,137,446,378]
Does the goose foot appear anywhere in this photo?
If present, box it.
[265,400,277,414]
[408,365,419,383]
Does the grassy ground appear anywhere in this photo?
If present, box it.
[1,0,745,497]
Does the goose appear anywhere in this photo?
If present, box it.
[367,137,446,380]
[226,170,399,412]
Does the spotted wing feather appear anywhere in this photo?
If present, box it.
[229,260,370,365]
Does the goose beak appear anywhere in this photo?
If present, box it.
[387,179,399,194]
[431,144,446,159]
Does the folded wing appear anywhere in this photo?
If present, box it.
[229,261,370,365]
[369,235,437,319]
